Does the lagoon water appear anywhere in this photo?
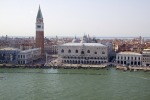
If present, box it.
[0,68,150,100]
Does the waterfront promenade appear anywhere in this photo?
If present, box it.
[1,63,150,72]
[0,63,107,68]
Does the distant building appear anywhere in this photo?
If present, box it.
[142,49,150,66]
[36,6,44,54]
[116,52,142,66]
[45,45,58,54]
[58,35,108,64]
[52,45,58,54]
[0,47,41,64]
[20,43,33,50]
[0,47,20,64]
[102,42,116,62]
[17,48,41,64]
[72,35,97,43]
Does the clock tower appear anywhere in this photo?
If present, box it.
[36,5,44,54]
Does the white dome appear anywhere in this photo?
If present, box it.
[80,39,86,43]
[72,37,80,43]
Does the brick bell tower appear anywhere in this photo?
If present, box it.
[36,5,44,54]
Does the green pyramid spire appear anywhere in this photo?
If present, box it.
[36,5,43,19]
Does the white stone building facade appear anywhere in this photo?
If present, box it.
[142,49,150,66]
[116,52,142,66]
[45,45,58,54]
[58,43,108,64]
[17,48,41,64]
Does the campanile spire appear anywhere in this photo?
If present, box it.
[37,5,43,19]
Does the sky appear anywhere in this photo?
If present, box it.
[0,0,150,37]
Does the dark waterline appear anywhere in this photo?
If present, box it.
[0,68,150,100]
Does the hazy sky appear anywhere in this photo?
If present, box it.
[0,0,150,37]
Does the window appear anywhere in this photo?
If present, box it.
[87,50,90,53]
[68,49,71,53]
[95,52,97,54]
[81,51,84,54]
[76,50,78,53]
[61,49,64,53]
[37,25,41,28]
[102,51,105,54]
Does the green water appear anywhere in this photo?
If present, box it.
[0,68,150,100]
